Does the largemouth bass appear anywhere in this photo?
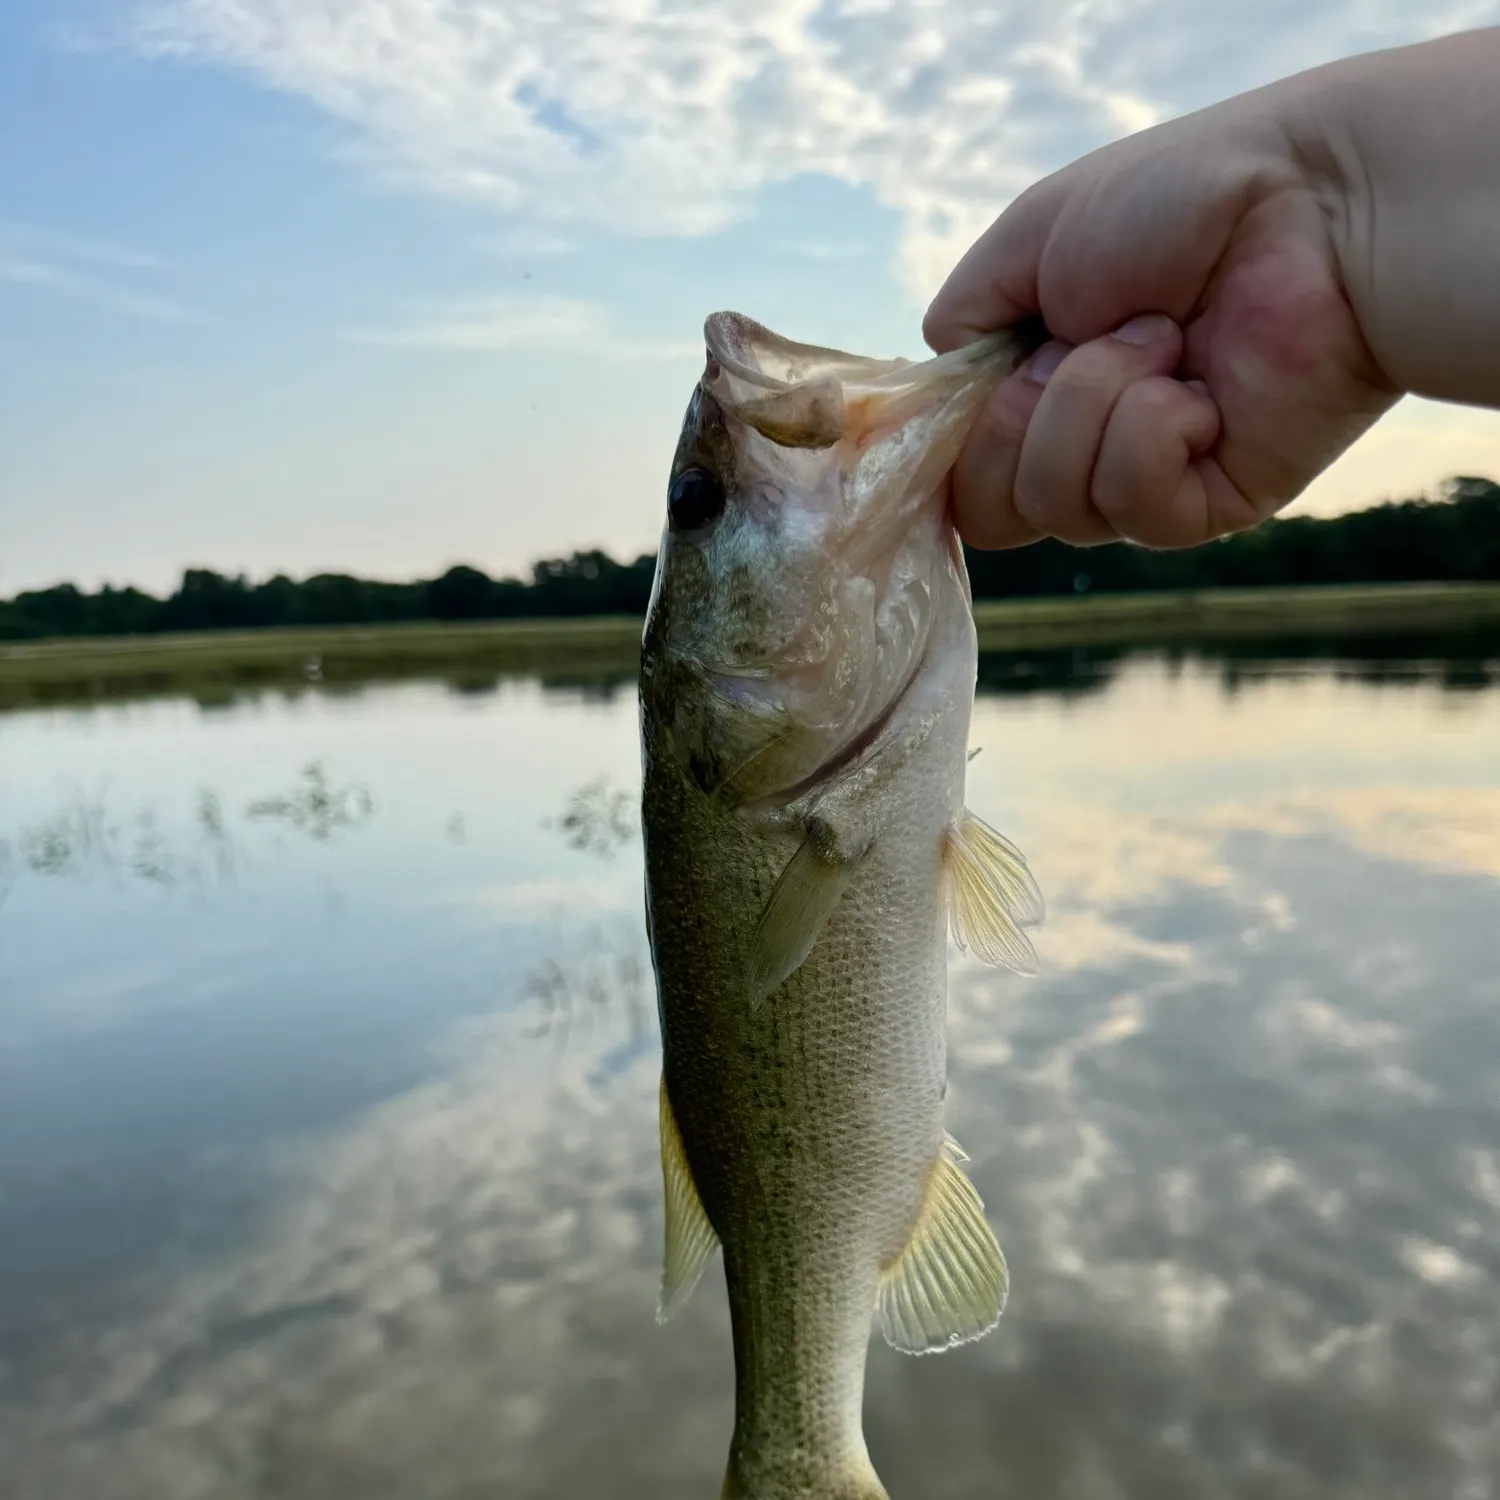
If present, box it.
[640,312,1047,1500]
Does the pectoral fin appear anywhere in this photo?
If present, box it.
[657,1075,719,1322]
[943,809,1044,975]
[747,829,862,1004]
[876,1136,1009,1355]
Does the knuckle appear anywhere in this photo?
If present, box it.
[1123,376,1184,425]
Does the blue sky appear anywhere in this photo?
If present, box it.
[3,0,1499,595]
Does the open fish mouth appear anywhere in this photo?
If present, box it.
[701,309,1049,462]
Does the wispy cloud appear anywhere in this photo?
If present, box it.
[1,222,171,273]
[471,229,577,260]
[348,294,699,359]
[777,237,871,263]
[129,0,1495,301]
[0,223,194,321]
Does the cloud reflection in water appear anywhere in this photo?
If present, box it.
[0,650,1496,1498]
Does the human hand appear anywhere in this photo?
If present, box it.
[924,80,1398,550]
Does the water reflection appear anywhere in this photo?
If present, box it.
[974,624,1500,705]
[0,788,233,898]
[0,764,374,910]
[912,824,1500,1500]
[521,929,653,1057]
[548,774,638,859]
[244,762,376,842]
[0,642,1497,1498]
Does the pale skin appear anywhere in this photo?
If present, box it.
[923,27,1500,552]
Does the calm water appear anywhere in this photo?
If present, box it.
[2,641,1500,1499]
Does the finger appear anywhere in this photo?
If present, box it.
[1090,376,1225,547]
[922,179,1063,353]
[950,347,1067,550]
[1013,314,1183,546]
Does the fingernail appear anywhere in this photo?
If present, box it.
[1111,313,1174,346]
[1025,342,1066,386]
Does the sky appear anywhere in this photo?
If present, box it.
[3,0,1500,597]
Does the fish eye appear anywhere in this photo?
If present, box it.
[667,466,727,533]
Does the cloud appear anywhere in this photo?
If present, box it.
[776,236,872,262]
[0,222,170,274]
[347,293,700,358]
[0,223,194,322]
[1210,787,1500,884]
[470,228,577,259]
[130,1,1497,303]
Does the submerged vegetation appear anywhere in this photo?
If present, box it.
[3,477,1498,644]
[0,762,376,912]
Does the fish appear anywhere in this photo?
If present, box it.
[639,311,1048,1500]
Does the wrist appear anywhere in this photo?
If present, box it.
[1269,30,1500,403]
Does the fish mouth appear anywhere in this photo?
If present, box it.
[703,312,910,395]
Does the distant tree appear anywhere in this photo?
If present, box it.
[156,569,255,632]
[2,477,1496,642]
[427,565,498,620]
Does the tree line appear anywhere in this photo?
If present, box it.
[3,476,1497,643]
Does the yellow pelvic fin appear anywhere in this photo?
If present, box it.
[746,830,861,1005]
[875,1136,1009,1356]
[658,1075,720,1323]
[942,808,1044,975]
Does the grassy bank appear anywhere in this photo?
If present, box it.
[971,581,1500,650]
[3,582,1499,709]
[0,615,645,709]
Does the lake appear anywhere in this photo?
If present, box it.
[2,637,1499,1499]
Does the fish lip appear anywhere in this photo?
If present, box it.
[702,313,782,392]
[701,310,911,401]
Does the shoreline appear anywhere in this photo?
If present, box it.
[3,582,1498,707]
